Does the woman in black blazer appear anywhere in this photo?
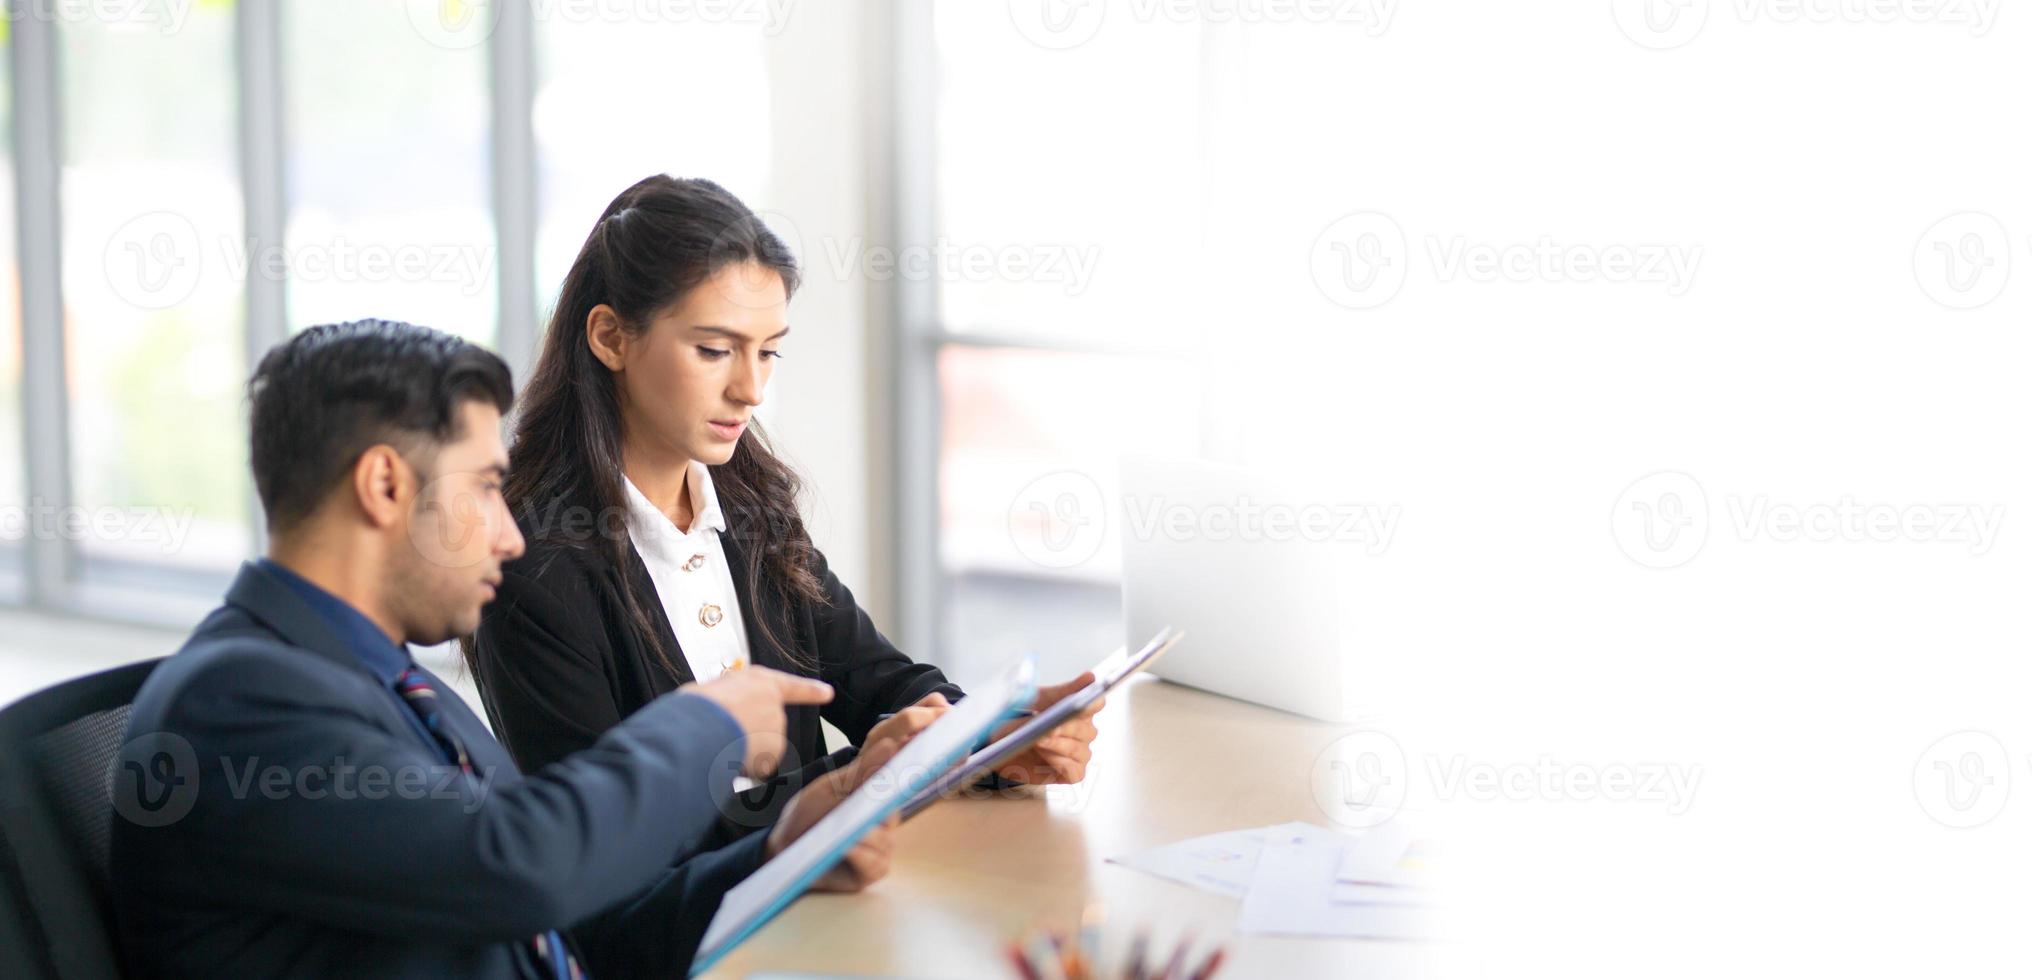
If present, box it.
[468,175,1102,840]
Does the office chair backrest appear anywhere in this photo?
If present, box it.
[0,659,163,980]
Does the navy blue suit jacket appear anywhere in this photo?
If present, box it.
[111,561,768,978]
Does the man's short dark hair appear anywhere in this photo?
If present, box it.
[248,319,514,533]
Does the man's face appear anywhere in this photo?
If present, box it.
[393,400,524,643]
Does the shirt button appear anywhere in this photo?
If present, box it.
[683,553,707,572]
[699,603,724,628]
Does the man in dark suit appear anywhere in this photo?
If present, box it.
[111,320,927,978]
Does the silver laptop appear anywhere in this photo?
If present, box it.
[1119,454,1359,722]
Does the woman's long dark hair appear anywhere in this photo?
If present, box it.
[471,175,825,681]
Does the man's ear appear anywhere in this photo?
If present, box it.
[351,445,414,530]
[586,304,629,372]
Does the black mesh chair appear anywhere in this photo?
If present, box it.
[0,659,163,980]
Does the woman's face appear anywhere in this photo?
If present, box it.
[595,260,789,468]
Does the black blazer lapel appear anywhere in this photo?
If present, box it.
[616,540,697,687]
[716,530,796,675]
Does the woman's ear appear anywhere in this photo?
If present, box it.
[586,304,629,372]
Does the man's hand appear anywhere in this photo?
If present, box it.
[765,705,943,892]
[991,671,1103,785]
[680,667,833,777]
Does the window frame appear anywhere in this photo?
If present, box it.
[0,2,538,629]
[884,2,1236,661]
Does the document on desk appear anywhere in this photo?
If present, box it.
[1109,821,1332,898]
[1238,827,1445,941]
[1110,821,1438,906]
[1336,820,1437,889]
[689,655,1039,976]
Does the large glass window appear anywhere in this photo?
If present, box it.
[933,3,1202,347]
[923,2,1215,677]
[59,6,248,590]
[0,42,20,602]
[532,13,773,317]
[937,346,1200,683]
[3,1,790,626]
[285,0,496,344]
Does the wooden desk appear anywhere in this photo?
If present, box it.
[707,676,1446,978]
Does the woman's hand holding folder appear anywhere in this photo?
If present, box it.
[764,695,951,893]
[893,674,1106,787]
[989,672,1105,786]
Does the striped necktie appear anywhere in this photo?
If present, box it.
[395,667,473,774]
[394,667,586,980]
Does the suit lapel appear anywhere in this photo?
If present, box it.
[617,540,697,687]
[716,529,789,673]
[224,562,478,761]
[224,562,383,679]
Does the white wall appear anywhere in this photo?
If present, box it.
[757,5,887,624]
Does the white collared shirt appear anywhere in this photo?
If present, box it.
[622,461,752,683]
